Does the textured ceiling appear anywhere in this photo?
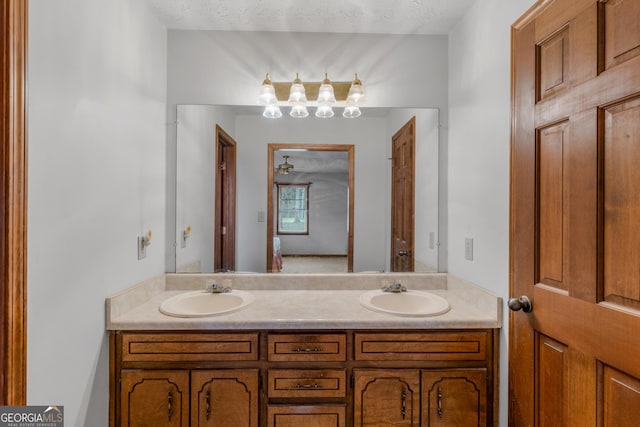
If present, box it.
[145,0,476,35]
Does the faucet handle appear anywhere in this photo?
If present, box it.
[206,281,232,293]
[382,282,407,293]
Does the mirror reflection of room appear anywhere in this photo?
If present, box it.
[273,149,350,273]
[173,106,440,274]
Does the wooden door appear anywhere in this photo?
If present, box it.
[391,117,416,272]
[510,0,640,425]
[120,370,189,426]
[421,370,487,427]
[214,125,236,272]
[353,369,420,426]
[191,369,259,427]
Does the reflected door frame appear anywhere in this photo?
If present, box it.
[266,144,354,272]
[214,125,237,272]
[390,116,416,272]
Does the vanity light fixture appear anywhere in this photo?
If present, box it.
[287,73,309,118]
[315,73,336,118]
[258,72,365,119]
[343,73,364,119]
[258,73,282,119]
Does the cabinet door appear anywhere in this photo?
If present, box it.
[120,370,189,427]
[421,369,487,427]
[353,369,420,426]
[191,369,259,427]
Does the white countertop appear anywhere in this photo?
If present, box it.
[106,273,502,330]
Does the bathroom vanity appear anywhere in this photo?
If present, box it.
[107,273,501,427]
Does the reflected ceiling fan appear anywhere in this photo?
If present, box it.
[276,155,294,175]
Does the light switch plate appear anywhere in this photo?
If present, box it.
[465,237,473,261]
[138,237,147,260]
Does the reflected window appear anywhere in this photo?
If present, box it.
[277,183,309,235]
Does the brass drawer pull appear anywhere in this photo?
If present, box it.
[292,383,322,390]
[293,346,324,353]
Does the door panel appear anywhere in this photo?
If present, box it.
[604,0,640,69]
[603,97,640,309]
[536,335,566,427]
[537,121,567,287]
[391,117,415,272]
[511,0,640,426]
[603,366,640,427]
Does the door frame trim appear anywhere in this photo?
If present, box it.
[266,143,354,272]
[0,0,28,405]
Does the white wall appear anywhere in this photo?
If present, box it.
[28,1,167,426]
[448,0,537,425]
[175,105,236,272]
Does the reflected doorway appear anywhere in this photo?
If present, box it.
[267,144,354,272]
[214,125,237,272]
[391,117,416,272]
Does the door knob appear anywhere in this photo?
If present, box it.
[508,296,533,313]
[398,250,412,256]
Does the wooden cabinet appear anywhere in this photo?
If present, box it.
[353,369,421,426]
[191,370,259,427]
[111,330,496,427]
[120,370,190,427]
[421,370,487,427]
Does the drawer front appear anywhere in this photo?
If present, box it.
[121,333,259,362]
[268,369,347,398]
[268,334,346,362]
[354,332,488,361]
[267,405,346,427]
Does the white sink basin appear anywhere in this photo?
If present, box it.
[359,289,450,317]
[159,290,253,318]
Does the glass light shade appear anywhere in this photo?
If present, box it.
[263,104,282,119]
[258,84,277,105]
[346,73,365,105]
[317,74,336,105]
[343,98,361,118]
[290,104,309,118]
[315,105,335,118]
[288,73,307,104]
[258,73,277,105]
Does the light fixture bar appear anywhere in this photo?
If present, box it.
[272,81,352,102]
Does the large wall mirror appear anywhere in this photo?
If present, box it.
[173,105,440,273]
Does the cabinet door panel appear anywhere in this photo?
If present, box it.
[120,370,189,427]
[191,370,259,427]
[422,369,487,427]
[353,369,420,426]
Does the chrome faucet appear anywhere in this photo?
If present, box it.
[382,282,407,293]
[205,282,232,293]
